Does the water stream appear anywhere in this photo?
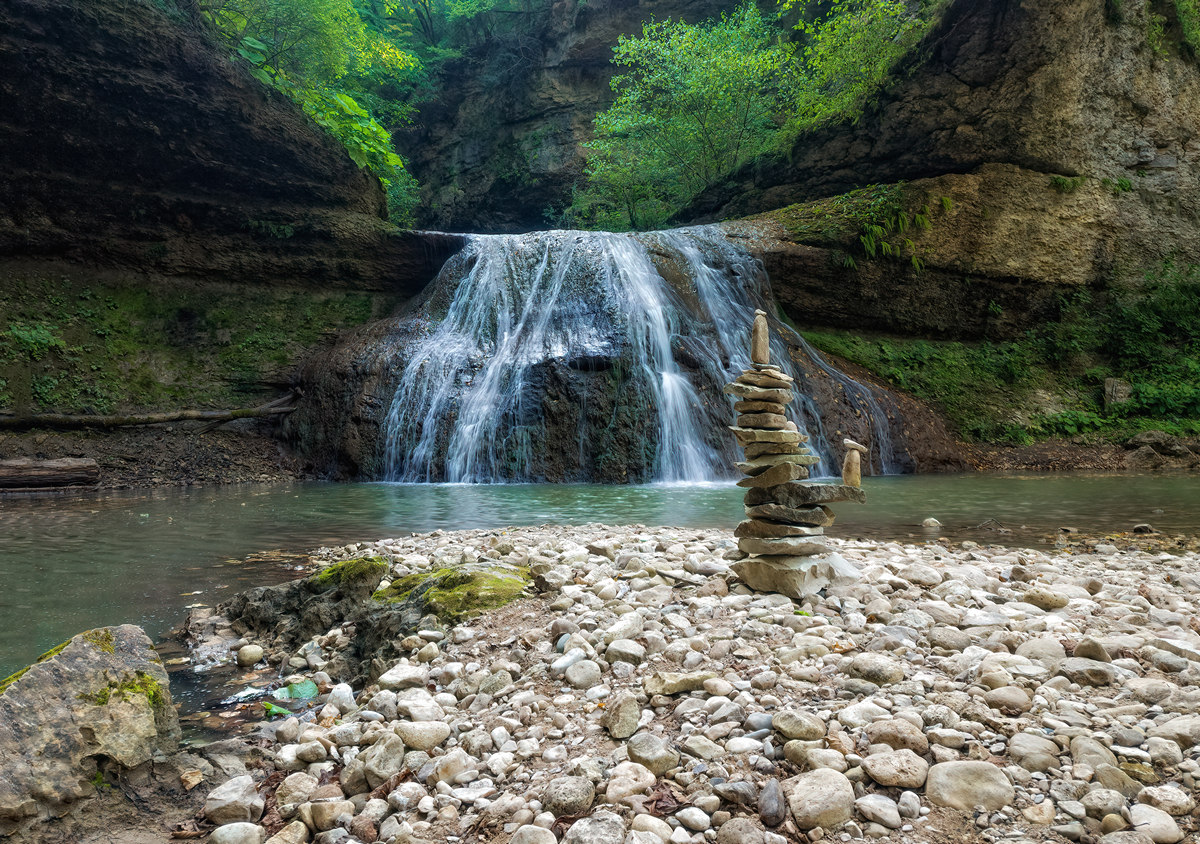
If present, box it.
[377,227,885,482]
[3,474,1199,680]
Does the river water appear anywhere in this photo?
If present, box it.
[1,473,1196,677]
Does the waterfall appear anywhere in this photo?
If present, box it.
[376,226,896,483]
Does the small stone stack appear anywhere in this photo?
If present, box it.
[727,309,865,598]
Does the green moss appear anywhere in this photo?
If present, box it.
[82,629,116,654]
[763,183,941,270]
[373,566,529,620]
[314,556,389,587]
[0,269,401,415]
[0,637,74,696]
[77,671,166,708]
[804,262,1200,444]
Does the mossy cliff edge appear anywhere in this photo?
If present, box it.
[697,0,1200,449]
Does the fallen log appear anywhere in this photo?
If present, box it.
[0,458,100,490]
[0,402,295,431]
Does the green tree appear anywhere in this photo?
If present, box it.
[785,0,945,133]
[198,0,422,223]
[570,3,795,230]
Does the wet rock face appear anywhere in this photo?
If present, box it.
[0,625,180,836]
[0,0,463,290]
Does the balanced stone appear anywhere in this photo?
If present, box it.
[734,400,787,414]
[730,427,801,445]
[744,503,836,527]
[751,309,769,364]
[743,441,809,459]
[738,371,793,389]
[736,413,790,430]
[735,519,824,538]
[724,383,794,403]
[736,452,820,474]
[738,536,830,557]
[736,462,810,488]
[745,483,867,507]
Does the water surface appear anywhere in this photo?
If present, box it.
[1,473,1195,677]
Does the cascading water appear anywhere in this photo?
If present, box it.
[377,226,896,483]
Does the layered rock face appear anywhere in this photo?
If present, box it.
[694,0,1200,337]
[0,0,462,291]
[399,0,731,232]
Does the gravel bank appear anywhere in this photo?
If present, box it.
[188,525,1200,844]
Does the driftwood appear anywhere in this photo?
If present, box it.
[0,458,100,490]
[0,397,297,432]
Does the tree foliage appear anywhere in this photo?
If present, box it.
[199,0,421,223]
[571,0,946,230]
[569,4,794,231]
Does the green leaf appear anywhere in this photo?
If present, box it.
[261,701,291,718]
[286,679,319,700]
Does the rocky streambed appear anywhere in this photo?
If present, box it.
[159,524,1200,844]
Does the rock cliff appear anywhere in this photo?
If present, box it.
[0,0,462,291]
[692,0,1200,337]
[400,0,732,232]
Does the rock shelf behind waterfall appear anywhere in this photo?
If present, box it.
[190,525,1200,844]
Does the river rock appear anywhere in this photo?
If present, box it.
[562,810,625,844]
[734,519,824,538]
[774,710,826,741]
[601,690,641,738]
[718,817,766,844]
[731,554,849,599]
[0,625,180,836]
[861,749,929,788]
[855,794,902,829]
[1058,657,1123,686]
[627,733,680,775]
[377,663,427,690]
[724,384,795,404]
[737,536,830,556]
[736,412,791,430]
[1023,585,1069,610]
[925,761,1014,811]
[1147,715,1200,749]
[1127,804,1184,843]
[543,776,595,817]
[211,822,268,844]
[1075,637,1112,662]
[784,768,855,830]
[394,720,450,751]
[205,775,264,825]
[644,671,716,696]
[605,761,655,803]
[236,644,264,667]
[848,653,904,685]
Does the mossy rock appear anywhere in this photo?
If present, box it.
[0,631,112,696]
[373,564,529,621]
[311,556,389,599]
[76,670,167,708]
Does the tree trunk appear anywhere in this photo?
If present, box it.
[0,458,100,490]
[0,402,295,431]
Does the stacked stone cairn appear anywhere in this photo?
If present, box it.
[727,309,866,598]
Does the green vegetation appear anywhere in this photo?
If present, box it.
[805,262,1200,444]
[1050,175,1087,193]
[766,183,943,270]
[197,0,421,222]
[0,639,71,696]
[571,0,946,229]
[0,270,397,414]
[314,556,389,586]
[373,565,529,619]
[77,671,167,708]
[567,5,794,230]
[90,771,113,791]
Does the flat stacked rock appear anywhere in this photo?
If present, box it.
[727,310,864,598]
